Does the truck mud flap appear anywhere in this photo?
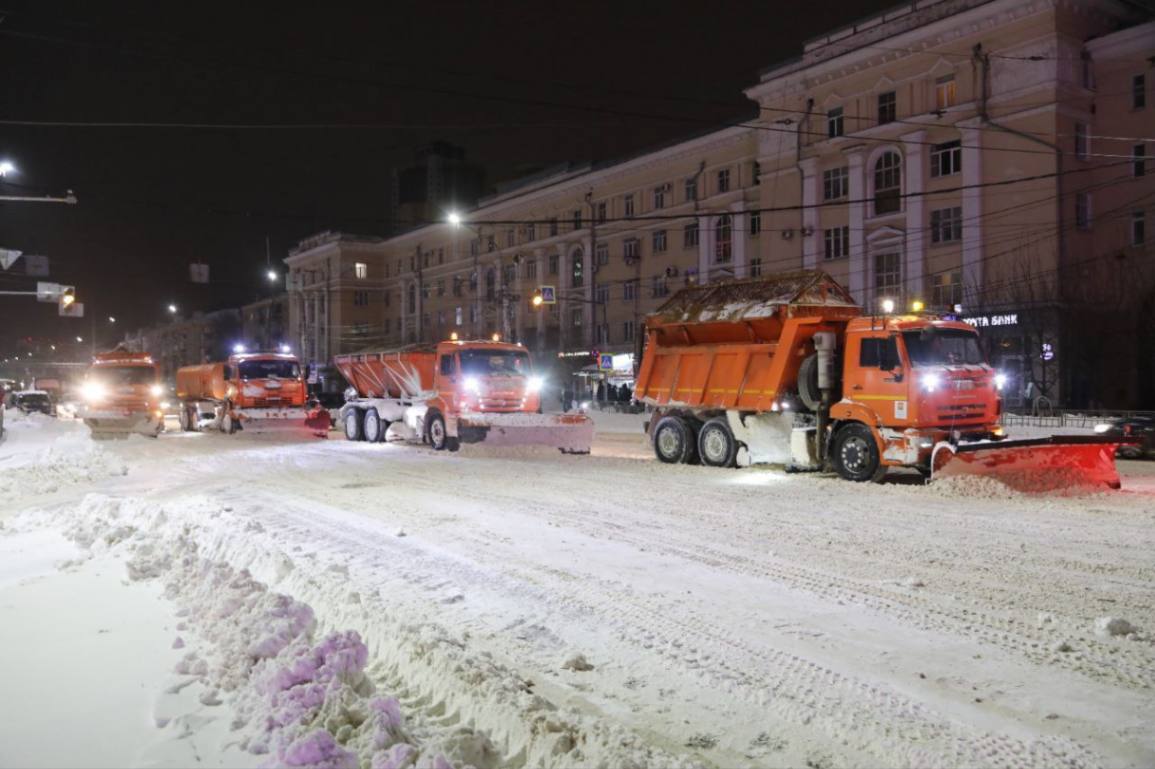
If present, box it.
[459,413,594,454]
[931,436,1131,492]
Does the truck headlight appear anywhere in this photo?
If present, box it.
[993,373,1007,391]
[150,384,164,397]
[1093,423,1112,434]
[82,381,106,402]
[463,376,481,394]
[920,373,941,392]
[526,376,544,393]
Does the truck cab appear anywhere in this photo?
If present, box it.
[225,353,306,411]
[80,352,165,436]
[431,341,544,418]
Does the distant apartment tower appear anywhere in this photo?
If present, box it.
[391,142,485,232]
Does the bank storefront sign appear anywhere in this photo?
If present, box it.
[962,313,1019,328]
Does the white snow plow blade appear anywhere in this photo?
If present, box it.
[83,413,163,439]
[457,412,594,454]
[236,408,311,432]
[931,436,1131,492]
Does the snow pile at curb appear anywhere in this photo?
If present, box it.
[0,418,127,501]
[52,494,684,769]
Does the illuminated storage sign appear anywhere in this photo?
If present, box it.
[963,314,1018,328]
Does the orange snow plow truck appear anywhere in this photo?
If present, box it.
[174,352,308,434]
[333,339,593,453]
[79,351,166,438]
[635,270,1129,491]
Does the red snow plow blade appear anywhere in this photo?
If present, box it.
[931,436,1134,492]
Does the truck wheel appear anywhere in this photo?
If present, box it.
[698,417,738,468]
[363,408,385,443]
[832,423,886,483]
[178,405,191,432]
[798,354,821,412]
[343,409,363,441]
[427,412,449,451]
[653,416,695,464]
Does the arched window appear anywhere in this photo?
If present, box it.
[874,152,902,215]
[485,268,496,301]
[571,248,584,288]
[714,214,732,263]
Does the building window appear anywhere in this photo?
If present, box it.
[571,249,584,288]
[526,223,535,241]
[930,140,961,177]
[873,152,902,215]
[595,285,609,306]
[406,283,416,314]
[874,252,901,299]
[749,211,761,237]
[714,214,732,263]
[752,161,761,186]
[827,107,844,138]
[1076,192,1092,230]
[823,166,849,200]
[624,238,640,261]
[932,271,962,308]
[423,251,431,269]
[596,202,607,223]
[652,229,668,253]
[624,279,638,301]
[506,230,515,248]
[572,210,582,231]
[596,323,609,345]
[596,243,609,266]
[353,290,369,306]
[549,253,559,275]
[623,320,636,342]
[1075,122,1089,161]
[653,185,667,209]
[683,222,699,248]
[452,276,463,297]
[824,226,850,260]
[1132,210,1146,246]
[549,218,559,237]
[685,177,698,202]
[469,241,479,258]
[878,91,896,124]
[354,262,368,279]
[624,194,635,218]
[571,308,583,328]
[749,257,762,277]
[930,206,963,243]
[935,75,957,110]
[502,264,516,286]
[717,168,730,194]
[1133,74,1147,110]
[524,259,536,280]
[1133,144,1147,177]
[485,269,496,301]
[437,278,445,297]
[651,275,670,298]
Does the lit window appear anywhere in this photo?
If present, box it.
[935,75,957,110]
[354,262,368,279]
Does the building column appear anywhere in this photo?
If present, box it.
[800,157,819,270]
[901,130,927,303]
[698,214,714,284]
[959,121,983,300]
[730,201,747,278]
[847,151,866,300]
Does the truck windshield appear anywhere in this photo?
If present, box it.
[20,394,50,405]
[459,349,531,376]
[238,360,300,380]
[903,329,984,366]
[91,366,157,386]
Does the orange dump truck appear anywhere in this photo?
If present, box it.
[175,352,307,434]
[333,339,593,453]
[635,271,1127,489]
[79,351,165,437]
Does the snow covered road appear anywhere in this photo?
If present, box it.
[2,411,1154,768]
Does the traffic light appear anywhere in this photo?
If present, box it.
[60,287,75,308]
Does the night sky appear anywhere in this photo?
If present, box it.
[0,0,894,353]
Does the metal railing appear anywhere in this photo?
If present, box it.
[1002,410,1155,429]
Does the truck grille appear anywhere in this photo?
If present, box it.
[477,398,523,411]
[936,403,988,423]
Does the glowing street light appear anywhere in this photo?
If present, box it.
[76,336,83,343]
[233,343,247,354]
[532,293,544,307]
[108,316,116,323]
[881,298,895,314]
[447,211,462,227]
[167,303,178,314]
[266,269,278,282]
[0,160,16,177]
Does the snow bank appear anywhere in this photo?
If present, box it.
[0,412,127,505]
[46,494,682,769]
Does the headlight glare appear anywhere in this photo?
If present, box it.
[82,381,106,402]
[463,376,481,394]
[150,384,164,397]
[920,373,941,392]
[527,376,544,393]
[993,373,1007,391]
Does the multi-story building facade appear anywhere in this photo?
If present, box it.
[240,294,290,354]
[124,309,241,381]
[285,0,1153,408]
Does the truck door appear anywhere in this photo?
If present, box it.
[845,333,910,424]
[437,353,458,412]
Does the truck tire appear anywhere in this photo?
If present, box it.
[343,408,363,441]
[698,417,738,468]
[798,354,821,412]
[178,405,192,432]
[363,408,386,443]
[653,415,696,464]
[426,412,449,451]
[832,423,886,483]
